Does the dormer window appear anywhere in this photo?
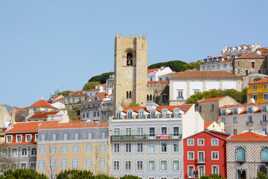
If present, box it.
[127,110,133,119]
[162,109,168,118]
[139,110,145,119]
[149,111,156,118]
[173,109,181,118]
[16,135,23,143]
[25,134,32,142]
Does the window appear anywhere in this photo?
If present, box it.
[149,128,155,136]
[173,143,179,152]
[251,61,255,68]
[72,159,79,169]
[50,146,56,154]
[197,138,205,146]
[187,138,194,146]
[16,135,22,143]
[210,104,215,112]
[126,128,132,136]
[261,147,268,162]
[22,148,27,156]
[61,145,68,153]
[235,147,246,162]
[85,144,91,152]
[187,151,194,160]
[113,144,120,152]
[113,161,119,170]
[160,160,167,170]
[264,93,268,100]
[173,127,179,136]
[125,161,131,170]
[127,111,132,118]
[198,151,205,162]
[137,161,143,170]
[114,128,120,136]
[198,166,205,177]
[187,165,195,178]
[85,159,91,168]
[126,52,133,66]
[126,91,132,99]
[148,143,155,153]
[31,148,37,156]
[211,151,219,160]
[173,160,179,170]
[38,160,45,171]
[148,160,155,171]
[161,127,167,135]
[233,116,238,124]
[137,128,144,135]
[12,148,18,157]
[126,143,131,152]
[161,142,167,152]
[137,143,143,152]
[25,134,32,142]
[61,159,67,169]
[211,165,219,175]
[177,89,184,100]
[211,138,219,146]
[6,135,12,143]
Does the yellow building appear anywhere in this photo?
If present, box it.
[248,77,268,104]
[36,121,109,177]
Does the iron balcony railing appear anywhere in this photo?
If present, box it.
[111,134,182,142]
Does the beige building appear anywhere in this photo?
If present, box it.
[197,96,239,121]
[36,121,109,178]
[114,34,148,111]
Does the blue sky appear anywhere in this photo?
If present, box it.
[1,0,268,107]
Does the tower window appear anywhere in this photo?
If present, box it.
[126,52,133,66]
[126,91,132,99]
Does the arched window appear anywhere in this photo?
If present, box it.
[173,108,180,118]
[235,147,246,162]
[261,147,268,162]
[126,52,133,66]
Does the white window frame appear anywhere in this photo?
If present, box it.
[173,160,179,171]
[211,151,219,160]
[187,138,194,146]
[211,165,220,175]
[187,151,195,160]
[113,160,119,171]
[197,138,205,146]
[160,160,168,171]
[25,134,32,142]
[211,138,219,146]
[198,151,205,162]
[16,134,23,143]
[198,165,205,177]
[6,135,13,143]
[187,165,195,178]
[21,148,28,156]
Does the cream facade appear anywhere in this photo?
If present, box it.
[36,123,109,177]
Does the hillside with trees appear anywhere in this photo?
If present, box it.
[83,60,201,90]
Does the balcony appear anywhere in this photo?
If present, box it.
[111,134,182,142]
[197,159,205,165]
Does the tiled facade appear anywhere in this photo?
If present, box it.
[226,132,268,179]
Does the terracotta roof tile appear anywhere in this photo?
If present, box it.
[31,100,56,109]
[157,104,192,113]
[39,121,108,129]
[227,131,268,142]
[168,71,241,80]
[198,96,225,104]
[29,111,58,119]
[249,77,268,84]
[204,120,214,129]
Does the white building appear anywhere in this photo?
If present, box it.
[167,71,242,104]
[200,56,233,72]
[148,67,173,81]
[110,104,204,179]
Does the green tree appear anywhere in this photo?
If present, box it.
[2,169,48,179]
[56,170,93,179]
[83,81,101,91]
[94,174,115,179]
[88,72,114,84]
[120,175,141,179]
[257,172,268,179]
[186,89,247,104]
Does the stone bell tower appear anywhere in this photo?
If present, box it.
[113,34,148,111]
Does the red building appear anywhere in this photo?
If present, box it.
[183,130,229,178]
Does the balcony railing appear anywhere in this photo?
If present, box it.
[111,134,182,142]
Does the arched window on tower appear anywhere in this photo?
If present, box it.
[126,52,133,66]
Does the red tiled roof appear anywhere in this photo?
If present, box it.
[237,53,265,59]
[147,80,169,85]
[5,121,58,134]
[184,130,229,140]
[249,77,268,84]
[123,104,192,113]
[29,111,59,119]
[69,91,86,97]
[228,132,268,142]
[31,100,56,109]
[168,71,241,80]
[96,92,108,101]
[198,96,225,104]
[39,121,108,129]
[123,106,147,113]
